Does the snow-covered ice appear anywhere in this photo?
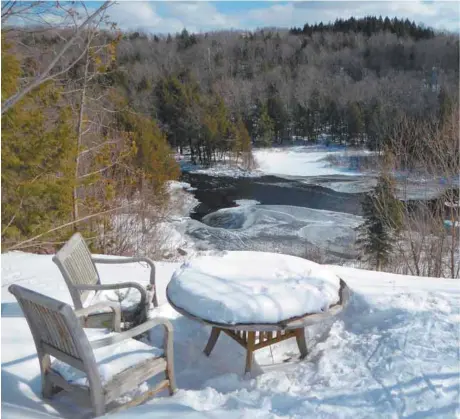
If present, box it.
[2,251,459,419]
[167,252,340,324]
[235,199,261,207]
[187,204,362,260]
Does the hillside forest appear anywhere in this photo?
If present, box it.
[1,3,459,268]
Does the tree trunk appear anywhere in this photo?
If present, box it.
[73,48,91,229]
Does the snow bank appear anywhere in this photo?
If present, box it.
[167,252,340,324]
[253,146,372,178]
[2,251,459,419]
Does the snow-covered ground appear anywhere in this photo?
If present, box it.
[2,251,459,418]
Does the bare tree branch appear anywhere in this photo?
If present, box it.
[1,1,113,114]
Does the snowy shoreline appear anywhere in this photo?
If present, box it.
[180,145,377,182]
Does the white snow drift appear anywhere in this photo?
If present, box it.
[2,251,459,419]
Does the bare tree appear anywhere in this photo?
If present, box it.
[1,1,113,114]
[383,107,459,278]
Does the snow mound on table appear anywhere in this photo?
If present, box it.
[167,252,340,324]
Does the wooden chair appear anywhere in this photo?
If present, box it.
[52,233,157,329]
[9,284,176,418]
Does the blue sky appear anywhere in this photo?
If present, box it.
[21,1,459,34]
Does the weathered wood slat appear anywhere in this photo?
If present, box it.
[105,358,167,403]
[222,329,248,348]
[44,343,85,371]
[204,326,306,373]
[253,330,296,350]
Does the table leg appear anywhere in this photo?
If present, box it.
[245,331,256,373]
[204,327,221,356]
[295,328,308,359]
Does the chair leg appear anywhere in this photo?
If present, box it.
[90,390,106,418]
[39,354,55,399]
[42,373,55,399]
[88,377,106,418]
[165,362,176,395]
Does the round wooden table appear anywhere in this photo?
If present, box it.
[166,253,351,373]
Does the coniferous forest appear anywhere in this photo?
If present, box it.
[2,4,459,256]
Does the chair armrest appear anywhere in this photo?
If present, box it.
[74,282,147,307]
[75,302,121,332]
[90,317,174,360]
[92,256,158,307]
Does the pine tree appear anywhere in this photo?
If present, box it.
[347,102,364,144]
[357,168,403,271]
[254,103,274,147]
[267,85,288,143]
[233,116,253,169]
[2,40,75,246]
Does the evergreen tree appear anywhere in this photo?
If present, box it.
[347,102,364,144]
[357,167,403,270]
[254,103,274,147]
[233,116,252,168]
[267,85,288,143]
[2,40,75,246]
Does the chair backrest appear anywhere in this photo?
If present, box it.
[52,233,100,309]
[8,284,99,380]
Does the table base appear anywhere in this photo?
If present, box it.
[204,327,308,373]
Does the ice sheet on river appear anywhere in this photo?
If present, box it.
[185,204,363,261]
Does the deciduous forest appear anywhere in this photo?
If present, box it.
[2,3,458,260]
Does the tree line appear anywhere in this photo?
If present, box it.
[290,16,435,40]
[111,16,458,156]
[2,4,458,257]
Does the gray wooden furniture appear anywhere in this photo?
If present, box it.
[9,284,176,418]
[167,278,351,373]
[53,233,157,328]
